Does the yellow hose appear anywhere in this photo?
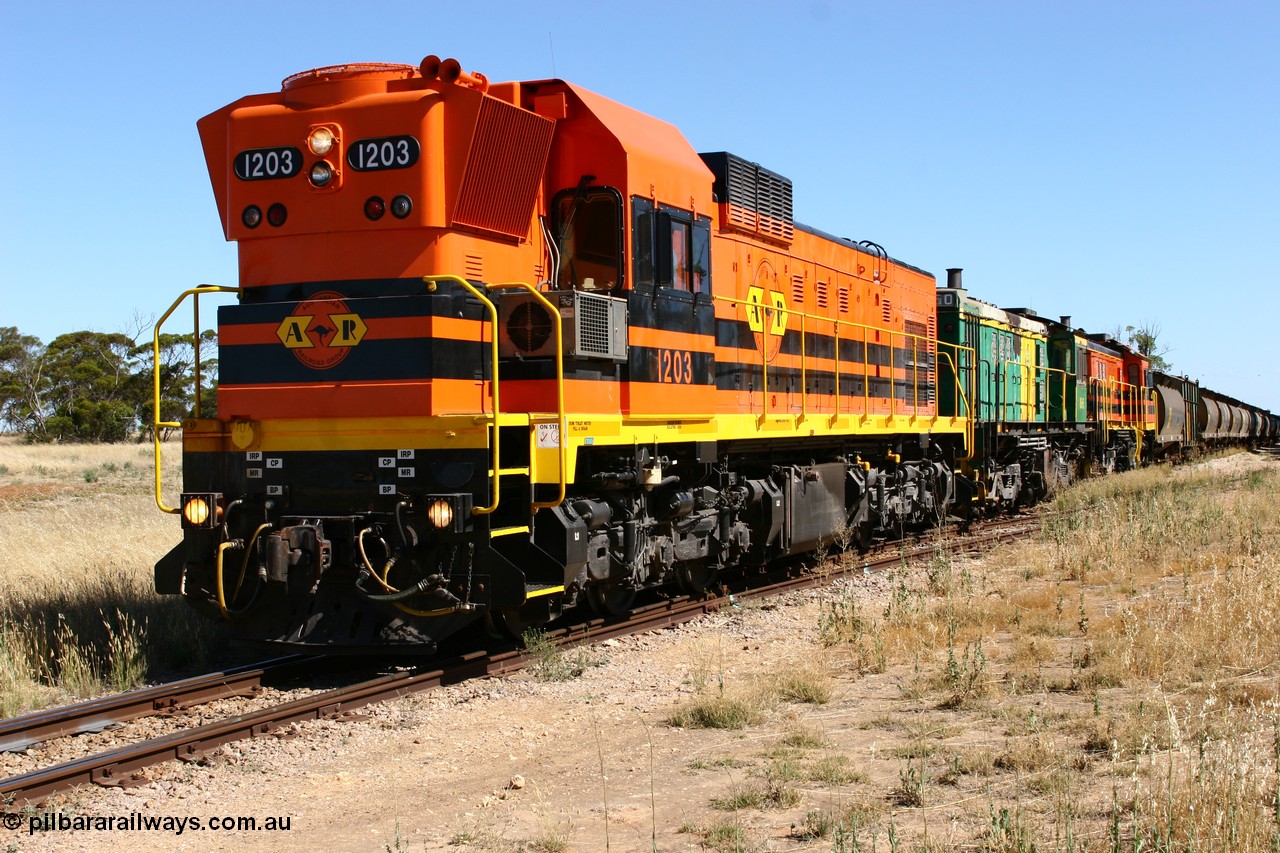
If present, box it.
[215,523,271,621]
[356,528,456,618]
[214,541,239,621]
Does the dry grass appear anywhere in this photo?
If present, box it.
[0,436,228,717]
[811,450,1280,850]
[668,650,836,731]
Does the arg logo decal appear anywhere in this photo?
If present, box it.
[745,285,788,337]
[744,259,788,362]
[276,291,367,370]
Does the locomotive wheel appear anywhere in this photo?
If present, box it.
[485,608,537,642]
[675,562,718,595]
[485,595,560,641]
[587,582,636,617]
[846,518,873,552]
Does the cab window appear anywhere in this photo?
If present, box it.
[554,187,622,292]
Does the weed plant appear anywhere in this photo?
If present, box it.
[520,628,606,682]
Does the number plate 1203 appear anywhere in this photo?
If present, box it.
[233,147,303,181]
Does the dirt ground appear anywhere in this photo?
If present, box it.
[5,450,1278,853]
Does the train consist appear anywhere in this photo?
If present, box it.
[152,55,1274,653]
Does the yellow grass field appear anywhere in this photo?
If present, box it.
[0,436,222,715]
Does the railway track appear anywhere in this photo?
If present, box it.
[0,656,325,754]
[0,510,1040,807]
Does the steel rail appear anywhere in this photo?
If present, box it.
[1,513,1042,807]
[0,656,320,754]
[0,650,523,803]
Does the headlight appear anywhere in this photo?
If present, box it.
[309,161,334,187]
[308,127,335,156]
[183,497,210,526]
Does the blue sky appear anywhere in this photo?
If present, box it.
[3,1,1277,409]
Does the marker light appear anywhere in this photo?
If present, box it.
[309,161,334,187]
[267,203,288,227]
[426,498,454,530]
[364,196,386,220]
[242,205,262,229]
[391,194,413,219]
[308,127,335,156]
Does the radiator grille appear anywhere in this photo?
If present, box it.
[904,319,929,339]
[454,98,555,239]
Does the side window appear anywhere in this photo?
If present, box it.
[690,219,710,293]
[670,219,690,290]
[632,198,654,288]
[554,187,622,292]
[633,197,711,295]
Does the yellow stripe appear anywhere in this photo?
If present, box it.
[183,415,491,453]
[183,412,972,486]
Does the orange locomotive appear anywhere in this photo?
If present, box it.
[154,55,970,651]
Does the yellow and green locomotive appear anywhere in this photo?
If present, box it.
[936,269,1156,509]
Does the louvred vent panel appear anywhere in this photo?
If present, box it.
[454,98,555,239]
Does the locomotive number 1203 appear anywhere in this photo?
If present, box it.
[658,349,693,384]
[346,136,421,171]
[233,147,303,181]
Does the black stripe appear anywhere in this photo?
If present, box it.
[713,361,934,403]
[203,447,490,516]
[241,277,456,304]
[496,361,623,382]
[627,345,715,385]
[220,338,486,384]
[219,292,490,385]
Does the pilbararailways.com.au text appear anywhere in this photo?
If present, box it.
[4,811,292,836]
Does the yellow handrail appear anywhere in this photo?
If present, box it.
[422,276,568,514]
[936,349,974,459]
[423,275,503,515]
[711,295,944,423]
[486,281,567,510]
[996,358,1062,423]
[1041,365,1068,422]
[152,285,239,514]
